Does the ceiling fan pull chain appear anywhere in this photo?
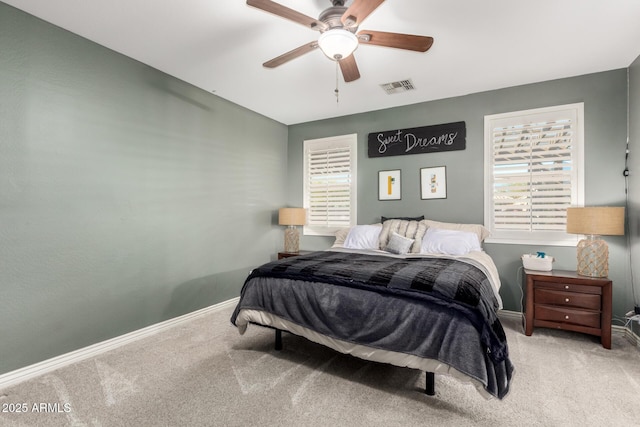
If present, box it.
[335,60,340,104]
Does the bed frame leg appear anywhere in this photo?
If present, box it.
[275,329,282,351]
[425,372,435,396]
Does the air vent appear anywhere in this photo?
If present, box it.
[380,79,415,95]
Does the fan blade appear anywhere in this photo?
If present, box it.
[339,55,360,83]
[247,0,328,31]
[341,0,385,28]
[263,42,319,68]
[357,30,434,52]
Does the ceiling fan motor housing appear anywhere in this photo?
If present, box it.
[319,6,354,32]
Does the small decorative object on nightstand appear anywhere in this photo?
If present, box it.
[524,269,612,349]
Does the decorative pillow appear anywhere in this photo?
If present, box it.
[420,227,482,256]
[384,232,415,255]
[381,215,425,223]
[332,227,351,248]
[343,225,383,250]
[422,219,490,242]
[378,219,427,253]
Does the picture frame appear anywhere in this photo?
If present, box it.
[420,166,447,200]
[378,169,401,200]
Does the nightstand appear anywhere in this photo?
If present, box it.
[277,250,313,260]
[524,269,612,349]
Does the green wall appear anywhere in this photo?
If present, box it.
[289,69,631,322]
[0,3,288,375]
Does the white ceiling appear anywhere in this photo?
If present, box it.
[4,0,640,125]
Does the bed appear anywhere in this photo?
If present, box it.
[230,219,514,400]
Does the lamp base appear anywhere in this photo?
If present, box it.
[576,235,608,278]
[283,226,299,253]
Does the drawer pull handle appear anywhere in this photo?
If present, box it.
[565,315,570,320]
[565,285,569,290]
[565,298,570,303]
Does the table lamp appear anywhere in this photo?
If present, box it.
[566,207,625,277]
[278,208,306,253]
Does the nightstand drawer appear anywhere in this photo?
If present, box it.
[534,288,601,310]
[533,280,601,295]
[534,305,601,329]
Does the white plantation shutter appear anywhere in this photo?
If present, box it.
[492,120,574,230]
[484,104,584,245]
[304,134,357,235]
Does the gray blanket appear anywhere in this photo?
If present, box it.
[231,251,514,399]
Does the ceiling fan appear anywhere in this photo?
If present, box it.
[247,0,434,83]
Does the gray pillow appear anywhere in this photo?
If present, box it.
[384,231,415,255]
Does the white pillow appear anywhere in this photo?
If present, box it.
[343,225,382,250]
[422,219,490,242]
[420,227,482,256]
[384,232,415,255]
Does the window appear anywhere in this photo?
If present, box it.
[484,103,584,245]
[303,134,357,236]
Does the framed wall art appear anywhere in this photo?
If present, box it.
[420,166,447,200]
[378,169,401,200]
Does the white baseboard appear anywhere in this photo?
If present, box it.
[617,324,640,348]
[0,297,239,391]
[498,309,523,321]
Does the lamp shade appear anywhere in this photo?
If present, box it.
[278,208,306,226]
[318,28,358,60]
[566,207,625,236]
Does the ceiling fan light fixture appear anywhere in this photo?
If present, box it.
[318,28,358,60]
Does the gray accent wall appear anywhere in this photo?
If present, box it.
[0,3,288,375]
[289,69,631,320]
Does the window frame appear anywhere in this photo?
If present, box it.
[303,133,358,237]
[483,103,585,246]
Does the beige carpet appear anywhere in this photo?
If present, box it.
[1,305,639,426]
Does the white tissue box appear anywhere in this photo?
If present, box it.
[522,254,554,271]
